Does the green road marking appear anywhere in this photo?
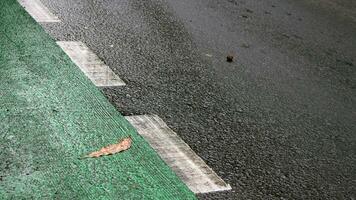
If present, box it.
[0,0,196,199]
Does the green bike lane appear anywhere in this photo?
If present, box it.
[0,0,196,199]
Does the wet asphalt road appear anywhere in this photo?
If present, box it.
[40,0,356,199]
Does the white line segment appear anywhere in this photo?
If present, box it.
[56,41,126,87]
[18,0,60,23]
[126,115,232,194]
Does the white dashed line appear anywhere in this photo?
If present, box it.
[56,41,126,87]
[18,0,60,23]
[126,115,232,194]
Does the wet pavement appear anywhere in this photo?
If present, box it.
[41,0,356,199]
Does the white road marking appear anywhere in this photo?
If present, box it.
[56,41,126,87]
[126,115,232,194]
[18,0,60,23]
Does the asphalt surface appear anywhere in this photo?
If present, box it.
[40,0,355,199]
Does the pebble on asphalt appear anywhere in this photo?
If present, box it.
[227,55,234,62]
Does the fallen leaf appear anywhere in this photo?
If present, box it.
[85,137,132,158]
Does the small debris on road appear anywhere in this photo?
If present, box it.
[226,55,234,62]
[84,137,132,158]
[205,53,213,57]
[241,43,250,48]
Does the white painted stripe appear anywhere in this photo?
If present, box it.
[56,41,126,87]
[126,115,232,194]
[18,0,60,23]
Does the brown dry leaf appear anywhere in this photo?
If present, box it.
[85,137,132,158]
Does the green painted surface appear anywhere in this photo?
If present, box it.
[0,0,196,199]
